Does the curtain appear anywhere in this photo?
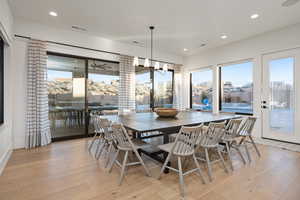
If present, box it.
[118,55,136,114]
[26,39,51,149]
[173,64,185,111]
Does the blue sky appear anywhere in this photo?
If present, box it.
[222,62,253,86]
[47,70,72,81]
[192,58,293,87]
[192,69,212,84]
[270,57,293,84]
[136,70,172,84]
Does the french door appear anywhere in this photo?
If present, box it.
[262,48,300,143]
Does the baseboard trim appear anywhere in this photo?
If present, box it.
[0,146,12,176]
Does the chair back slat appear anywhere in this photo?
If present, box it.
[111,123,132,149]
[225,118,243,136]
[172,125,204,156]
[201,121,226,146]
[238,117,257,136]
[92,115,102,133]
[98,117,112,139]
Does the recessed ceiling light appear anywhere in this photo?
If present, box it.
[221,35,228,39]
[183,48,188,52]
[250,14,259,19]
[49,11,58,17]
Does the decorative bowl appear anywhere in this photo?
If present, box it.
[155,108,179,118]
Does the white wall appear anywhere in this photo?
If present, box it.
[11,38,27,149]
[183,23,300,138]
[14,19,183,64]
[0,0,14,175]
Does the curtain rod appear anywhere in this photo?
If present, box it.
[15,34,176,65]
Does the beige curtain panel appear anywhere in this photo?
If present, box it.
[26,39,51,149]
[118,55,136,114]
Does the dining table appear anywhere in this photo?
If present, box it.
[105,111,240,172]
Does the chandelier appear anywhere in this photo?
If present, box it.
[133,26,168,71]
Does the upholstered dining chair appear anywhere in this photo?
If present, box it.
[157,125,206,199]
[108,123,151,185]
[196,121,229,182]
[221,118,246,170]
[237,117,260,162]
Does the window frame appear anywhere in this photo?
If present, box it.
[218,60,254,115]
[0,37,4,124]
[189,67,213,111]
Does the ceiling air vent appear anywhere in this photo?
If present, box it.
[71,25,87,32]
[282,0,300,7]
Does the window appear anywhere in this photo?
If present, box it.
[219,61,253,114]
[135,67,174,111]
[136,66,151,111]
[154,70,173,108]
[190,69,213,111]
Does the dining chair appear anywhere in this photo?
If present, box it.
[95,117,115,168]
[221,118,246,170]
[88,114,103,152]
[238,117,260,162]
[196,121,229,182]
[157,125,206,199]
[108,123,151,185]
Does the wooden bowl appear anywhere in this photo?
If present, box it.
[155,108,179,118]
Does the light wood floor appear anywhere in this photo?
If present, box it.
[1,138,300,200]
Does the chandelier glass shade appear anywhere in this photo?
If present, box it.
[133,26,167,71]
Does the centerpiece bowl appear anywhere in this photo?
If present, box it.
[155,108,179,118]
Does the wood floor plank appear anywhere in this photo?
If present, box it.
[1,138,300,200]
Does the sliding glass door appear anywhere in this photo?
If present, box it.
[87,59,119,133]
[47,55,86,139]
[47,53,120,140]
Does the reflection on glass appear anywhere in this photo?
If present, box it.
[269,57,294,133]
[87,60,119,133]
[136,66,151,111]
[47,55,86,139]
[191,70,212,111]
[221,62,253,114]
[87,60,119,111]
[154,70,173,108]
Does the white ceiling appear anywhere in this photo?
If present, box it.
[8,0,300,56]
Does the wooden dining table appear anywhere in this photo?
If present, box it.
[105,111,240,171]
